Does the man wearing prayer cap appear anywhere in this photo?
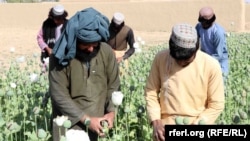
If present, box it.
[107,12,136,63]
[145,23,225,141]
[49,7,120,141]
[195,6,229,81]
[37,4,68,65]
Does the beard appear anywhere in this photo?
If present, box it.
[201,23,212,29]
[75,45,100,62]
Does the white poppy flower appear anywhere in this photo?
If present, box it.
[133,42,140,49]
[53,115,68,127]
[29,73,39,83]
[10,47,15,53]
[112,91,124,106]
[135,48,142,53]
[137,36,142,42]
[66,129,90,141]
[140,40,145,45]
[10,82,17,88]
[43,57,50,66]
[16,56,25,63]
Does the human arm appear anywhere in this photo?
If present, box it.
[212,28,227,60]
[195,23,201,38]
[192,60,225,124]
[145,54,162,122]
[49,55,86,125]
[123,29,135,60]
[104,43,120,124]
[145,54,164,140]
[37,28,50,52]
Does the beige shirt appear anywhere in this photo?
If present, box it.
[145,49,225,125]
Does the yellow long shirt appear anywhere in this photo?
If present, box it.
[145,49,225,124]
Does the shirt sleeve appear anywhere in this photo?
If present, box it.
[212,29,226,60]
[37,27,48,51]
[123,29,135,59]
[106,45,121,112]
[49,55,85,125]
[195,24,201,37]
[194,60,225,124]
[145,53,162,122]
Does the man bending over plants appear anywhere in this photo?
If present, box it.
[145,23,225,141]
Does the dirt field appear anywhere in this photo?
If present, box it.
[0,1,247,69]
[0,3,172,69]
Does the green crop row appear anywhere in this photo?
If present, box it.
[0,32,249,141]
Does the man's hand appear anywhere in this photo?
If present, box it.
[103,112,115,128]
[89,117,107,137]
[45,47,52,56]
[152,119,165,141]
[81,115,106,137]
[116,57,123,63]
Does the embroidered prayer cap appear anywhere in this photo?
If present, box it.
[170,23,197,48]
[52,4,65,16]
[113,12,125,25]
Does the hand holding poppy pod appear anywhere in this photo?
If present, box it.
[91,91,124,135]
[80,112,116,137]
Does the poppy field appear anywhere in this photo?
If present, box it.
[0,32,249,141]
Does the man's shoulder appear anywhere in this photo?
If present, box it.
[122,25,132,31]
[123,24,131,28]
[214,23,224,29]
[197,51,220,65]
[99,42,113,53]
[213,23,226,34]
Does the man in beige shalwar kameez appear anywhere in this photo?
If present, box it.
[145,23,225,141]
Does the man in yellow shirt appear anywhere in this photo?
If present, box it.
[145,23,225,141]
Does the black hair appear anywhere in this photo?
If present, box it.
[198,14,216,29]
[169,39,199,60]
[198,14,216,25]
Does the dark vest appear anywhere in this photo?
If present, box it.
[107,25,130,51]
[42,18,68,49]
[41,18,68,61]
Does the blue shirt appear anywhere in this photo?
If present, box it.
[195,23,229,76]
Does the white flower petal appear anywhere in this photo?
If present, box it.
[140,40,145,45]
[16,56,25,63]
[53,115,68,127]
[43,57,50,66]
[133,42,140,49]
[30,73,39,83]
[135,48,142,53]
[66,129,90,141]
[112,91,124,106]
[10,82,17,88]
[10,47,15,53]
[137,36,142,42]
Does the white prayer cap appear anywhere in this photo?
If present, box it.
[113,12,125,25]
[52,4,65,16]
